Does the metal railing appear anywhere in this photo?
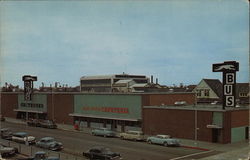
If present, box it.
[0,139,86,160]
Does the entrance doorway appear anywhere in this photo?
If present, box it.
[246,127,249,139]
[212,129,219,143]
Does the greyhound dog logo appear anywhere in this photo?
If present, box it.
[214,64,235,71]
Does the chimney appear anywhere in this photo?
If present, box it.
[151,75,153,83]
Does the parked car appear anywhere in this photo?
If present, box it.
[12,132,36,145]
[27,119,57,129]
[0,143,18,157]
[147,134,180,147]
[0,128,12,140]
[83,146,122,160]
[27,119,41,127]
[119,131,145,141]
[36,137,63,151]
[18,151,60,160]
[91,128,116,137]
[39,120,57,129]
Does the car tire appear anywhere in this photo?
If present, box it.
[148,140,152,144]
[163,142,169,147]
[121,136,124,140]
[104,135,107,138]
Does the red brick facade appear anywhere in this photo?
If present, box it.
[1,93,18,118]
[142,93,196,106]
[47,94,74,125]
[142,108,213,142]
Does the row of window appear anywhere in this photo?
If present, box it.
[196,89,210,97]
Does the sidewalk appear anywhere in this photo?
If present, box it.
[4,118,250,159]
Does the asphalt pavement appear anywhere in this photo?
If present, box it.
[1,118,249,160]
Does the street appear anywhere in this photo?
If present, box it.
[1,121,220,160]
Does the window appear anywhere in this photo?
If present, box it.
[196,90,201,97]
[240,93,248,97]
[204,89,210,97]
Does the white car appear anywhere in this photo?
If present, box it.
[120,131,145,141]
[12,132,36,145]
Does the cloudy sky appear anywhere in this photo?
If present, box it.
[0,0,249,88]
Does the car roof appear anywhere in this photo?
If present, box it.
[40,137,54,140]
[156,134,171,138]
[35,151,46,154]
[90,146,109,150]
[13,132,28,136]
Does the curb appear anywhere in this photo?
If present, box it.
[181,145,210,151]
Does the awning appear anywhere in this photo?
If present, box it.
[206,124,222,129]
[14,109,46,114]
[69,113,140,122]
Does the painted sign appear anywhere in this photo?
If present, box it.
[213,61,239,109]
[82,107,129,114]
[74,94,141,120]
[18,94,47,112]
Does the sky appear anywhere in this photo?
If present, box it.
[0,0,249,88]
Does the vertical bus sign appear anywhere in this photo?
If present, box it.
[212,61,239,109]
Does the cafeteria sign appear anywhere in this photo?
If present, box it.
[212,61,239,109]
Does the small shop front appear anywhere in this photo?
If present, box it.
[70,94,142,132]
[14,94,47,120]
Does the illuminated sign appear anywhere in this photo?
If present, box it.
[213,61,239,109]
[22,75,37,101]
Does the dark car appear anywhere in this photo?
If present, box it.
[39,120,57,129]
[18,151,60,160]
[27,119,41,127]
[0,128,13,140]
[83,146,122,160]
[0,143,18,157]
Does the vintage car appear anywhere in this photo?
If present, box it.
[119,131,145,141]
[19,151,60,160]
[11,132,36,145]
[39,120,57,129]
[0,143,18,157]
[83,146,122,160]
[91,128,116,137]
[27,119,57,129]
[0,128,12,140]
[36,137,63,151]
[147,134,180,147]
[27,119,41,127]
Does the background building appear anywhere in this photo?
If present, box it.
[80,74,149,92]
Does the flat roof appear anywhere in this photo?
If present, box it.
[1,92,195,95]
[143,105,249,112]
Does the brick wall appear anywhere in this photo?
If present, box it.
[142,93,196,106]
[231,110,249,128]
[47,94,74,125]
[143,108,214,142]
[1,93,18,118]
